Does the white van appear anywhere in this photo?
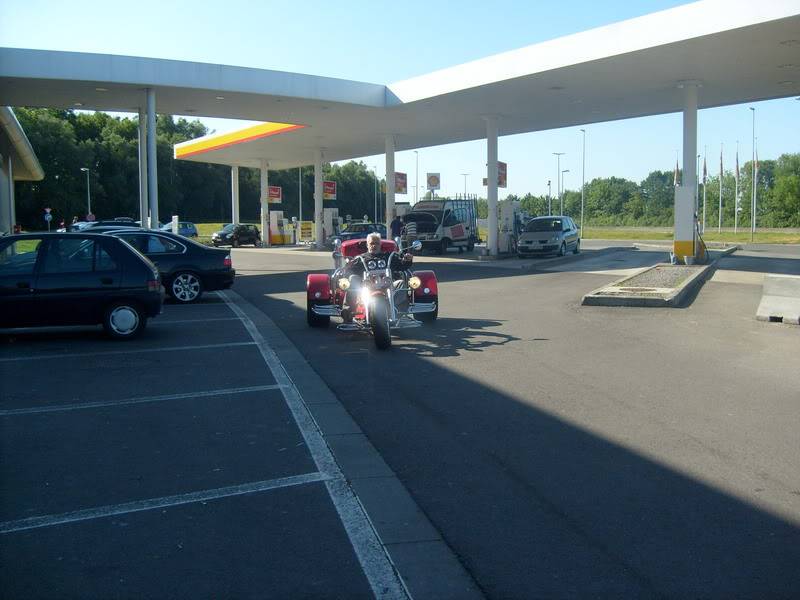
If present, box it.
[403,199,479,254]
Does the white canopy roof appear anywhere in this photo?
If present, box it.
[1,0,798,169]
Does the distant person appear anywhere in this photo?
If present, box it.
[390,214,403,238]
[72,216,79,224]
[401,215,417,241]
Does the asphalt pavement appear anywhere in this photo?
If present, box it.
[2,241,799,599]
[228,242,800,598]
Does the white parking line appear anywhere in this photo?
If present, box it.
[0,473,329,534]
[0,385,284,416]
[218,291,408,599]
[154,317,241,325]
[0,341,256,363]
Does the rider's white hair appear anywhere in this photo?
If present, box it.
[366,232,382,245]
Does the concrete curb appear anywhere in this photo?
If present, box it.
[756,274,800,325]
[222,290,484,599]
[581,245,738,307]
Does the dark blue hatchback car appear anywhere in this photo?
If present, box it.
[0,233,163,339]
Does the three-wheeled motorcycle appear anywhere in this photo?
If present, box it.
[306,237,439,349]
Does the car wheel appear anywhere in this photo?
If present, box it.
[232,238,240,248]
[573,240,581,254]
[170,272,203,303]
[307,300,330,328]
[558,242,566,257]
[103,301,147,340]
[438,238,449,255]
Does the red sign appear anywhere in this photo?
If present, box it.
[498,161,507,188]
[482,161,508,188]
[395,172,407,194]
[323,181,337,201]
[268,185,282,203]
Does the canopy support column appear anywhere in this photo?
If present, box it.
[146,88,158,229]
[674,81,700,263]
[314,150,324,250]
[484,116,499,256]
[231,166,240,225]
[385,135,395,230]
[138,107,148,227]
[1,154,13,234]
[260,160,270,247]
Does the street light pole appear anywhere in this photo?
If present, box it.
[750,107,756,242]
[80,167,91,217]
[372,166,378,223]
[414,151,419,205]
[580,129,586,231]
[560,169,570,215]
[553,153,564,205]
[460,173,469,198]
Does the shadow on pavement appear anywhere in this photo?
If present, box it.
[232,270,800,599]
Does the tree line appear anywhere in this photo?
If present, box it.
[13,108,800,229]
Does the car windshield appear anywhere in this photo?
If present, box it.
[221,224,235,233]
[343,223,371,233]
[525,218,563,232]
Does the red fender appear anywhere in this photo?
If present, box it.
[412,270,438,298]
[307,273,332,301]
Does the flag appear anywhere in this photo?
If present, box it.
[735,151,740,184]
[673,158,680,186]
[702,156,707,183]
[719,150,723,179]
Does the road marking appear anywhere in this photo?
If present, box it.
[153,317,241,325]
[218,291,408,600]
[0,473,329,534]
[0,341,256,363]
[0,385,284,416]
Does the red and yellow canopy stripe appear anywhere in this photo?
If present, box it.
[175,122,305,159]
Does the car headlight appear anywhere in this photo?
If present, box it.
[408,276,421,289]
[337,278,350,290]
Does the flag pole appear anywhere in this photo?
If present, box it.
[702,148,707,233]
[734,141,740,234]
[718,143,723,233]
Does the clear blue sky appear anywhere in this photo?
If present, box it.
[2,0,798,199]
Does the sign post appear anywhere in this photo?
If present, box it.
[44,207,52,232]
[323,181,337,201]
[426,173,440,199]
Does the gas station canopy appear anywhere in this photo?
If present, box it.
[1,1,798,169]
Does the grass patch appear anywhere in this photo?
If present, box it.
[583,227,800,244]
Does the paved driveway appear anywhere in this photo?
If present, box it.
[230,244,800,599]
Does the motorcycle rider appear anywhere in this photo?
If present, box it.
[341,232,413,321]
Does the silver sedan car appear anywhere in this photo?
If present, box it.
[517,216,581,257]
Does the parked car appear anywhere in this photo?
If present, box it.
[211,223,260,247]
[517,216,581,257]
[160,221,198,238]
[81,220,141,230]
[325,222,387,249]
[0,232,162,339]
[105,229,235,303]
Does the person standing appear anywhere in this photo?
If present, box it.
[401,215,417,243]
[390,213,403,239]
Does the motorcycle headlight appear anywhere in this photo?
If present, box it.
[408,276,422,290]
[337,277,350,290]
